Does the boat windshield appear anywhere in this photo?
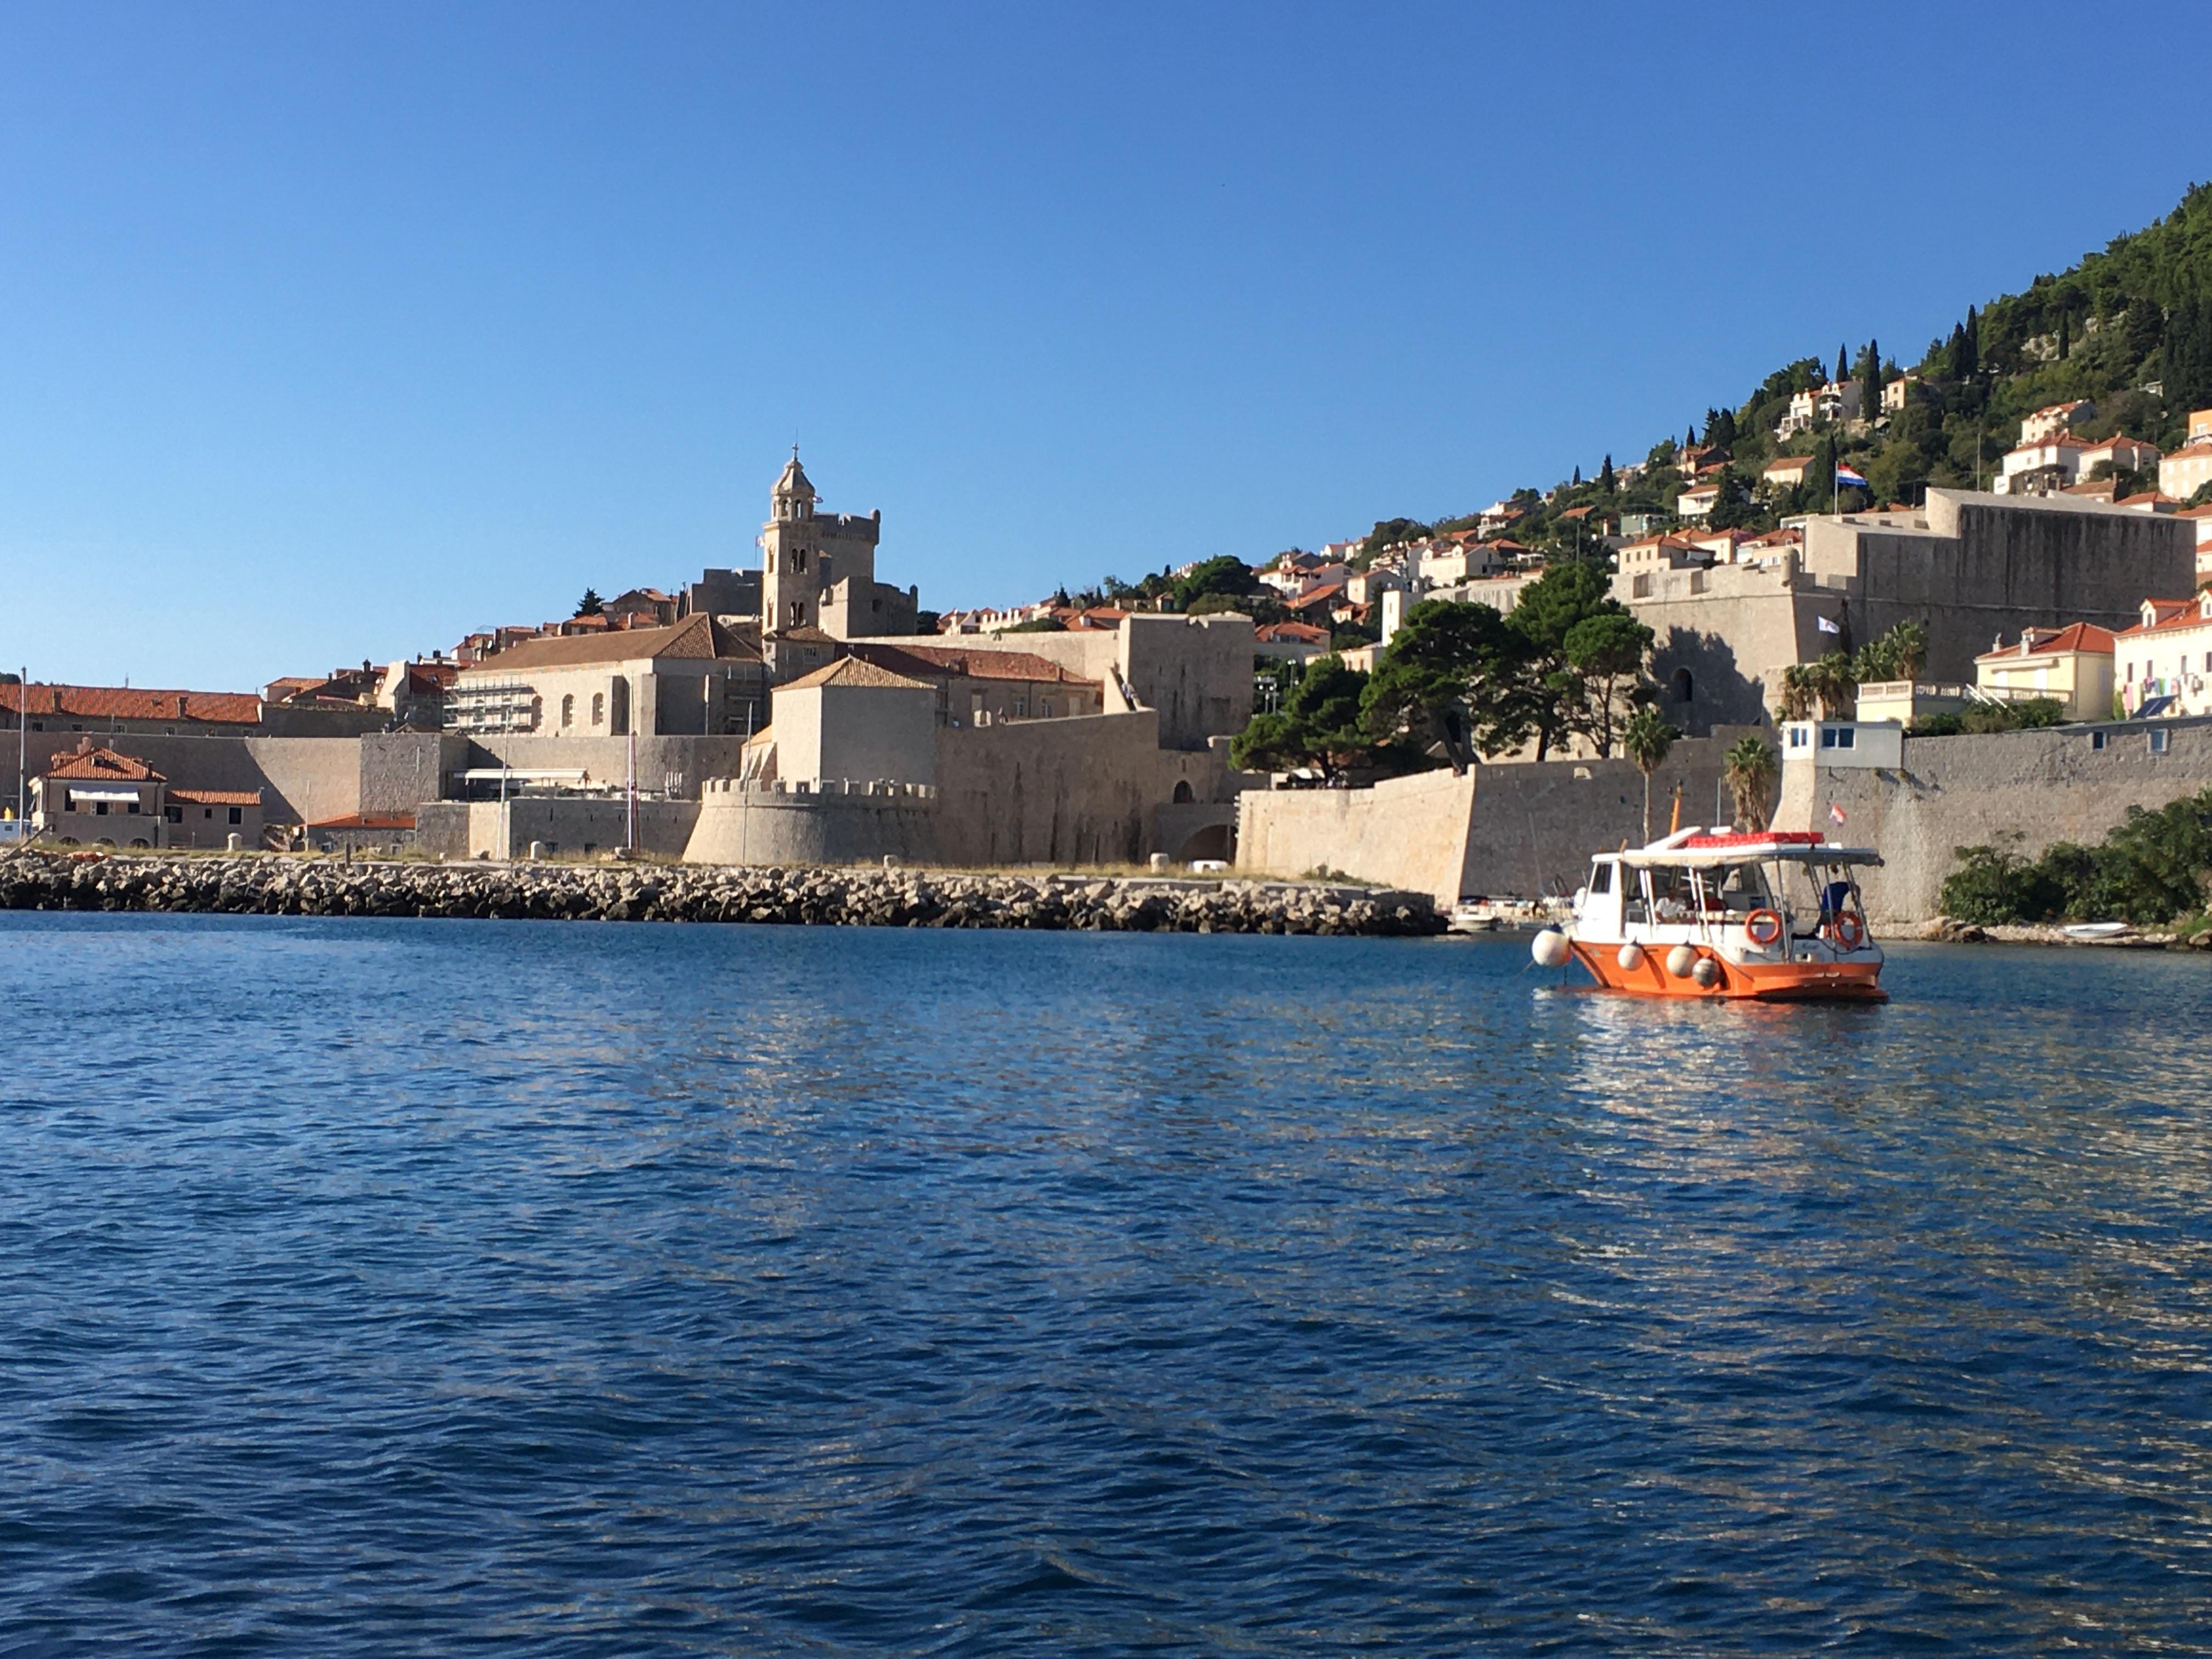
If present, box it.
[1644,861,1774,923]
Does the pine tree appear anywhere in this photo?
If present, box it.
[575,588,605,617]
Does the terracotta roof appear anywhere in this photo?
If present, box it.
[781,657,934,692]
[2,683,259,725]
[1976,623,2117,661]
[2118,600,2209,638]
[171,789,264,807]
[462,614,754,673]
[1256,622,1330,644]
[849,641,1098,686]
[46,746,162,781]
[308,812,412,828]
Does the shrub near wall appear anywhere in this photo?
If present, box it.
[1940,788,2212,924]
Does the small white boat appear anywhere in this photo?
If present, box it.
[2061,922,2131,940]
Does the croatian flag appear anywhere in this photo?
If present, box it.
[1835,463,1869,488]
[1817,614,1842,634]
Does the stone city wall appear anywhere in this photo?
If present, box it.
[1238,735,1750,905]
[683,780,938,867]
[1774,715,2212,925]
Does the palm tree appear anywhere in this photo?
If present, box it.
[1777,664,1815,722]
[1622,704,1681,842]
[1891,620,1928,681]
[1811,651,1858,719]
[1724,735,1779,831]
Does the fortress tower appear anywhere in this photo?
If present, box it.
[760,449,901,637]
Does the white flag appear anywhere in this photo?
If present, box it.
[1816,614,1841,635]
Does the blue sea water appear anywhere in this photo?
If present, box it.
[3,913,2211,1655]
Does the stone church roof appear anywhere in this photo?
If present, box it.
[781,657,933,692]
[461,614,757,673]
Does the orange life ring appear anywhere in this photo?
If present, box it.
[1745,908,1784,946]
[1830,911,1866,950]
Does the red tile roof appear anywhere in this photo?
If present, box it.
[46,746,162,781]
[3,683,260,725]
[1976,622,2117,660]
[2118,600,2209,637]
[309,812,414,829]
[849,642,1098,686]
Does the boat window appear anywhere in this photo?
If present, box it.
[1713,863,1770,912]
[1588,862,1613,895]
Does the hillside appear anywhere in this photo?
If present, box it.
[1355,183,2212,567]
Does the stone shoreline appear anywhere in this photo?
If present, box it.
[1911,917,2212,951]
[0,850,1443,936]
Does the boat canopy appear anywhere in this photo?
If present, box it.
[1601,827,1883,868]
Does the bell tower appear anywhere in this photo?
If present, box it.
[762,448,820,632]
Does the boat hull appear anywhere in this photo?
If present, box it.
[1568,941,1885,1002]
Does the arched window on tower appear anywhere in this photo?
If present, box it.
[1671,668,1695,704]
[560,694,574,729]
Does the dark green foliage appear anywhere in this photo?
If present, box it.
[1172,555,1262,609]
[575,588,605,617]
[1706,465,1756,529]
[1942,787,2212,924]
[1509,561,1631,760]
[1231,656,1374,776]
[1361,600,1539,772]
[1598,454,1615,493]
[1704,406,1737,449]
[1359,518,1430,561]
[1854,620,1928,683]
[1561,609,1654,755]
[1003,616,1067,633]
[2165,299,2212,414]
[1912,697,2066,737]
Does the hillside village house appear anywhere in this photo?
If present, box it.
[1881,374,1920,414]
[29,743,263,848]
[1778,379,1863,437]
[2020,400,2095,444]
[2161,409,2212,503]
[1762,454,1818,492]
[1973,623,2117,722]
[1676,483,1718,519]
[445,613,769,738]
[2115,594,2212,719]
[1995,432,2162,496]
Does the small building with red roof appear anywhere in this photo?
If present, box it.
[28,739,263,849]
[1973,622,2118,723]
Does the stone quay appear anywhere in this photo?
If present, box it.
[0,850,1443,936]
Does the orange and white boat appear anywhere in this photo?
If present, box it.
[1531,827,1886,1001]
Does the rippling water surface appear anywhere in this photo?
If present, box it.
[5,913,2212,1655]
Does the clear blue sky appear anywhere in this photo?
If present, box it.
[3,2,2204,690]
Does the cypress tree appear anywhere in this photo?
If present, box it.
[1963,306,1979,377]
[1572,464,1583,486]
[1946,322,1968,380]
[1836,343,1850,386]
[1599,454,1616,493]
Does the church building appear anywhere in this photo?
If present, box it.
[760,451,919,642]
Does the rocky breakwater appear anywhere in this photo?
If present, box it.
[0,851,1443,936]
